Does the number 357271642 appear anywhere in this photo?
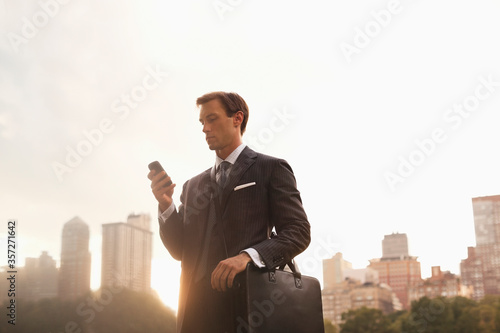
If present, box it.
[7,221,16,269]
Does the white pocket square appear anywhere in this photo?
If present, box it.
[234,182,256,191]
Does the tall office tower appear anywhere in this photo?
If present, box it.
[473,195,500,246]
[461,195,500,300]
[323,252,353,290]
[322,253,396,325]
[382,233,409,259]
[369,233,421,310]
[58,217,91,299]
[461,247,485,300]
[101,213,152,292]
[322,279,395,326]
[21,251,59,301]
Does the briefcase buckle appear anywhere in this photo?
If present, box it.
[269,271,277,283]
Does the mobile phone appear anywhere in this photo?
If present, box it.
[148,161,172,187]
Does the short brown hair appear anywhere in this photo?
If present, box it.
[196,91,249,135]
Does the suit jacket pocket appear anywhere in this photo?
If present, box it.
[234,182,256,191]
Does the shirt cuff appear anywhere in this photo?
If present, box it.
[242,248,265,268]
[158,204,175,224]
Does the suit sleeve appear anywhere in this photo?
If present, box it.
[158,181,188,261]
[252,159,311,268]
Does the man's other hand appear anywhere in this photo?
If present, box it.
[211,252,252,292]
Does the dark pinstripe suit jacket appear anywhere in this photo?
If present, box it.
[159,146,310,332]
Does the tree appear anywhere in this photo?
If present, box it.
[450,296,477,320]
[5,288,176,333]
[324,319,338,333]
[400,297,455,333]
[91,289,176,333]
[387,310,409,332]
[340,307,395,333]
[479,296,500,332]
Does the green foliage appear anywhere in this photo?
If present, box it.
[479,295,500,331]
[387,310,408,332]
[324,318,338,333]
[340,307,396,333]
[2,288,176,333]
[335,296,500,333]
[400,297,455,333]
[91,289,176,333]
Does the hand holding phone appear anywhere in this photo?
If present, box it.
[148,161,173,187]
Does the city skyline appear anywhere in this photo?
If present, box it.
[6,193,497,311]
[320,193,500,326]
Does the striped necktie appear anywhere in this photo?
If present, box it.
[219,161,230,188]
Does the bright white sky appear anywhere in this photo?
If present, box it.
[1,0,500,312]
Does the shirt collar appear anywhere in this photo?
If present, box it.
[213,143,246,171]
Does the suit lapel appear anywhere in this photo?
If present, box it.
[219,146,257,212]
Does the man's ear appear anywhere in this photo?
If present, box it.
[233,110,244,127]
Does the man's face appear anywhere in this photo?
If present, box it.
[199,98,238,151]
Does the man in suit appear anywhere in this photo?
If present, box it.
[148,91,310,332]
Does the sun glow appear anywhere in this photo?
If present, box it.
[151,258,181,313]
[89,235,180,312]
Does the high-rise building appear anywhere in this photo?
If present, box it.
[369,233,421,310]
[472,195,500,246]
[101,213,152,292]
[323,252,352,290]
[322,277,395,326]
[322,253,397,326]
[21,251,59,301]
[461,195,500,300]
[460,247,485,300]
[58,217,91,299]
[368,256,421,310]
[382,233,409,259]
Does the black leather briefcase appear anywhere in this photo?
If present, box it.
[233,261,325,333]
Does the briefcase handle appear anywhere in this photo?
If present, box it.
[278,260,301,277]
[222,228,303,284]
[279,260,302,288]
[235,260,304,291]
